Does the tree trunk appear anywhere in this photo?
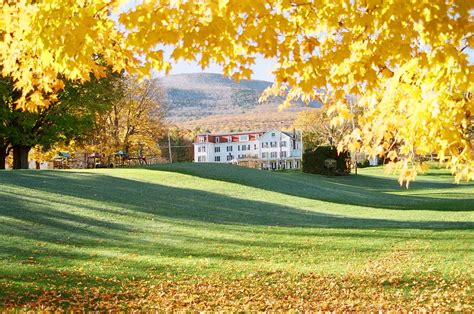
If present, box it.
[0,146,6,170]
[12,145,31,169]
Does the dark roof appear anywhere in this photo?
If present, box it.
[58,152,71,158]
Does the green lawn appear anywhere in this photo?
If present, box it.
[0,163,472,310]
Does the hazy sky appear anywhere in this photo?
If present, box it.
[157,55,277,82]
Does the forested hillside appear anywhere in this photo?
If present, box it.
[155,73,320,131]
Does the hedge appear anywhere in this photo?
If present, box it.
[302,146,351,176]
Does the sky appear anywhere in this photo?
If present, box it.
[157,55,277,82]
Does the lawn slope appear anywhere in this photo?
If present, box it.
[0,164,472,310]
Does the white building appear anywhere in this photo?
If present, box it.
[193,129,303,170]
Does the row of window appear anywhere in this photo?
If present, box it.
[261,151,287,158]
[239,144,257,151]
[262,141,287,148]
[213,144,258,153]
[206,151,288,162]
[201,144,290,156]
[215,155,236,161]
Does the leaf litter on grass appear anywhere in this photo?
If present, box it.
[2,246,472,311]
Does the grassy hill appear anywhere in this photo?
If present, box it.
[0,164,472,310]
[156,73,320,131]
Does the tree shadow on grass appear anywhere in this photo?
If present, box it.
[145,163,474,211]
[0,169,472,281]
[0,170,472,305]
[1,170,471,230]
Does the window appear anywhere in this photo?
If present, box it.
[262,152,268,158]
[215,137,220,143]
[198,136,205,143]
[271,132,276,137]
[281,141,287,147]
[271,152,278,158]
[254,144,257,150]
[280,151,287,158]
[237,145,240,151]
[227,136,232,142]
[227,146,233,152]
[242,145,246,151]
[239,135,249,141]
[261,143,264,148]
[227,155,233,161]
[198,156,206,162]
[198,146,206,153]
[214,156,220,162]
[247,145,250,150]
[215,147,220,153]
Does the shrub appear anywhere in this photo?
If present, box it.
[303,146,351,175]
[357,159,371,168]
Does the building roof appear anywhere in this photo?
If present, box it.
[196,130,265,137]
[194,129,301,145]
[282,131,295,137]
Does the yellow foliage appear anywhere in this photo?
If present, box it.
[419,162,430,173]
[293,105,351,148]
[1,0,473,182]
[387,151,398,162]
[85,77,165,159]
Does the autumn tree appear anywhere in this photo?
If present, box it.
[1,0,472,183]
[0,77,17,169]
[0,74,116,169]
[293,106,352,151]
[87,77,165,161]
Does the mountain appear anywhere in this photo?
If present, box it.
[154,73,320,132]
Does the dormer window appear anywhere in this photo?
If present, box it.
[215,137,220,143]
[227,136,232,142]
[198,136,205,143]
[239,135,249,141]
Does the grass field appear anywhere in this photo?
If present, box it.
[0,163,472,310]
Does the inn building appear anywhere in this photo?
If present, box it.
[193,129,303,170]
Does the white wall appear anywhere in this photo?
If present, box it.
[194,142,213,162]
[259,130,293,160]
[210,140,260,162]
[194,130,303,164]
